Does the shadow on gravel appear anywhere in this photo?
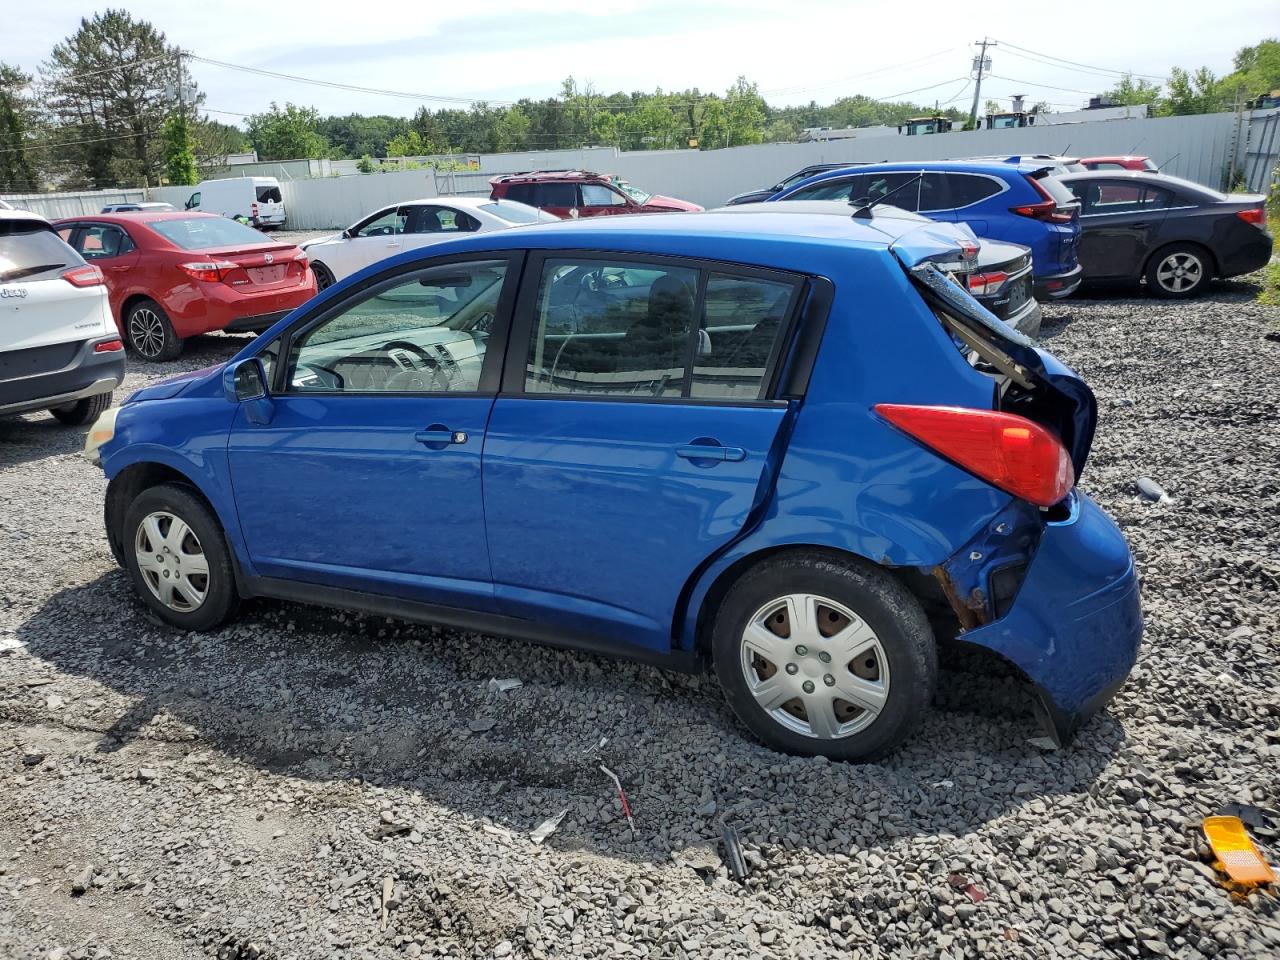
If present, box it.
[20,573,1122,865]
[0,414,92,467]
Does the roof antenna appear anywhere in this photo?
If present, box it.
[1060,141,1072,155]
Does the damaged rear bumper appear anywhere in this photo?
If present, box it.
[957,491,1143,746]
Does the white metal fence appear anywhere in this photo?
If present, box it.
[4,110,1263,230]
[0,188,148,219]
[1242,108,1280,195]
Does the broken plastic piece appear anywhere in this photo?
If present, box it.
[487,677,522,694]
[721,824,748,882]
[530,809,567,845]
[599,764,636,839]
[1203,815,1276,887]
[1135,476,1171,503]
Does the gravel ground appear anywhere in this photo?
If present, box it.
[1,279,1278,960]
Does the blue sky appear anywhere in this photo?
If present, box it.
[8,1,1276,121]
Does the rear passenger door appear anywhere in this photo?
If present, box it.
[482,253,805,654]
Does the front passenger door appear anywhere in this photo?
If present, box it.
[343,206,410,275]
[226,256,519,610]
[1072,180,1173,279]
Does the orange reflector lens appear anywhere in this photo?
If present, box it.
[1203,816,1276,886]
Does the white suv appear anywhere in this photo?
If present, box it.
[0,210,125,425]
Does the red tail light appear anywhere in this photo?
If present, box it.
[251,202,259,218]
[967,271,1009,296]
[876,404,1075,507]
[1012,177,1074,223]
[62,265,105,287]
[178,261,238,282]
[1236,207,1265,226]
[93,338,124,353]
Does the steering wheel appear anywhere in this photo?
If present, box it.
[380,340,453,392]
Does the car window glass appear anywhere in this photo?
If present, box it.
[0,221,84,282]
[692,273,796,400]
[946,174,1002,208]
[57,226,75,243]
[78,225,134,260]
[789,176,862,202]
[188,192,200,207]
[1139,186,1174,210]
[503,184,536,205]
[1076,181,1169,215]
[406,207,481,234]
[580,184,626,207]
[287,260,507,394]
[524,258,698,398]
[534,183,578,207]
[860,172,930,212]
[255,186,283,203]
[354,208,407,238]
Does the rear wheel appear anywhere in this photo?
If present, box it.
[126,299,183,361]
[49,390,112,426]
[1146,244,1210,298]
[712,552,936,762]
[312,262,336,291]
[122,484,239,631]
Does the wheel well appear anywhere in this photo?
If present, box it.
[688,544,949,663]
[1143,240,1218,279]
[104,463,218,566]
[119,293,155,325]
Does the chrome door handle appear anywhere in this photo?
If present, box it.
[676,443,746,462]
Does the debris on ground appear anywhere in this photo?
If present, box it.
[599,764,636,839]
[486,677,522,694]
[69,865,95,896]
[529,810,567,845]
[721,824,748,882]
[467,717,498,733]
[1135,476,1172,503]
[1203,815,1277,887]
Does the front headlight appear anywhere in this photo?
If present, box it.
[82,405,120,465]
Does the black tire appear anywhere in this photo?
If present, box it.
[1145,243,1212,299]
[311,261,336,291]
[125,299,183,361]
[49,390,112,426]
[122,483,239,631]
[711,551,936,762]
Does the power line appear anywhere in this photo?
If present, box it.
[986,74,1099,96]
[990,39,1165,82]
[759,49,959,98]
[34,52,178,86]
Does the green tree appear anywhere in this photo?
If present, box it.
[1163,66,1225,115]
[0,63,39,192]
[1224,38,1280,98]
[191,117,250,169]
[386,130,425,157]
[40,10,194,187]
[1101,73,1163,109]
[247,102,329,160]
[162,112,197,185]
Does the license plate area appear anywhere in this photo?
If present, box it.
[248,265,287,284]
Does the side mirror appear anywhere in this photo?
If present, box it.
[223,357,268,402]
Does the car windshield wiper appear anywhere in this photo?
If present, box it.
[849,174,923,220]
[0,262,66,282]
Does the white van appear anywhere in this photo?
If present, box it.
[185,177,287,229]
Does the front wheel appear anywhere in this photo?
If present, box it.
[122,484,239,631]
[50,391,112,426]
[1146,245,1210,298]
[712,552,936,762]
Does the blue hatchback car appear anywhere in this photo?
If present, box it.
[771,160,1085,300]
[85,210,1140,761]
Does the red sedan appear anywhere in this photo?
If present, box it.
[53,212,317,361]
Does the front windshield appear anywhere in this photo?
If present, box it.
[612,178,652,204]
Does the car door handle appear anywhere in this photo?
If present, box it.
[414,427,467,446]
[676,442,747,462]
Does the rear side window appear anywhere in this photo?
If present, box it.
[535,183,578,207]
[502,184,537,205]
[149,217,269,250]
[255,186,283,203]
[946,174,1003,208]
[523,257,797,401]
[1075,181,1174,215]
[0,221,84,282]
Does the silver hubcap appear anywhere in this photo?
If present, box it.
[129,308,165,357]
[134,511,209,612]
[740,593,890,740]
[1155,252,1203,293]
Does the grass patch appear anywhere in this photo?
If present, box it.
[1259,260,1280,307]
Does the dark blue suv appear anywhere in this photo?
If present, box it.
[85,210,1139,761]
[771,160,1084,299]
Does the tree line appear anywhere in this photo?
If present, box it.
[1,8,1276,193]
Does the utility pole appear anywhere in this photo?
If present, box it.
[968,38,995,130]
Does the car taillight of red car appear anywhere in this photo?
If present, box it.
[178,261,239,282]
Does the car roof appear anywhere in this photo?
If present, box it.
[1079,155,1150,162]
[491,170,612,183]
[795,159,1047,182]
[1057,169,1224,199]
[53,211,225,226]
[0,208,49,226]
